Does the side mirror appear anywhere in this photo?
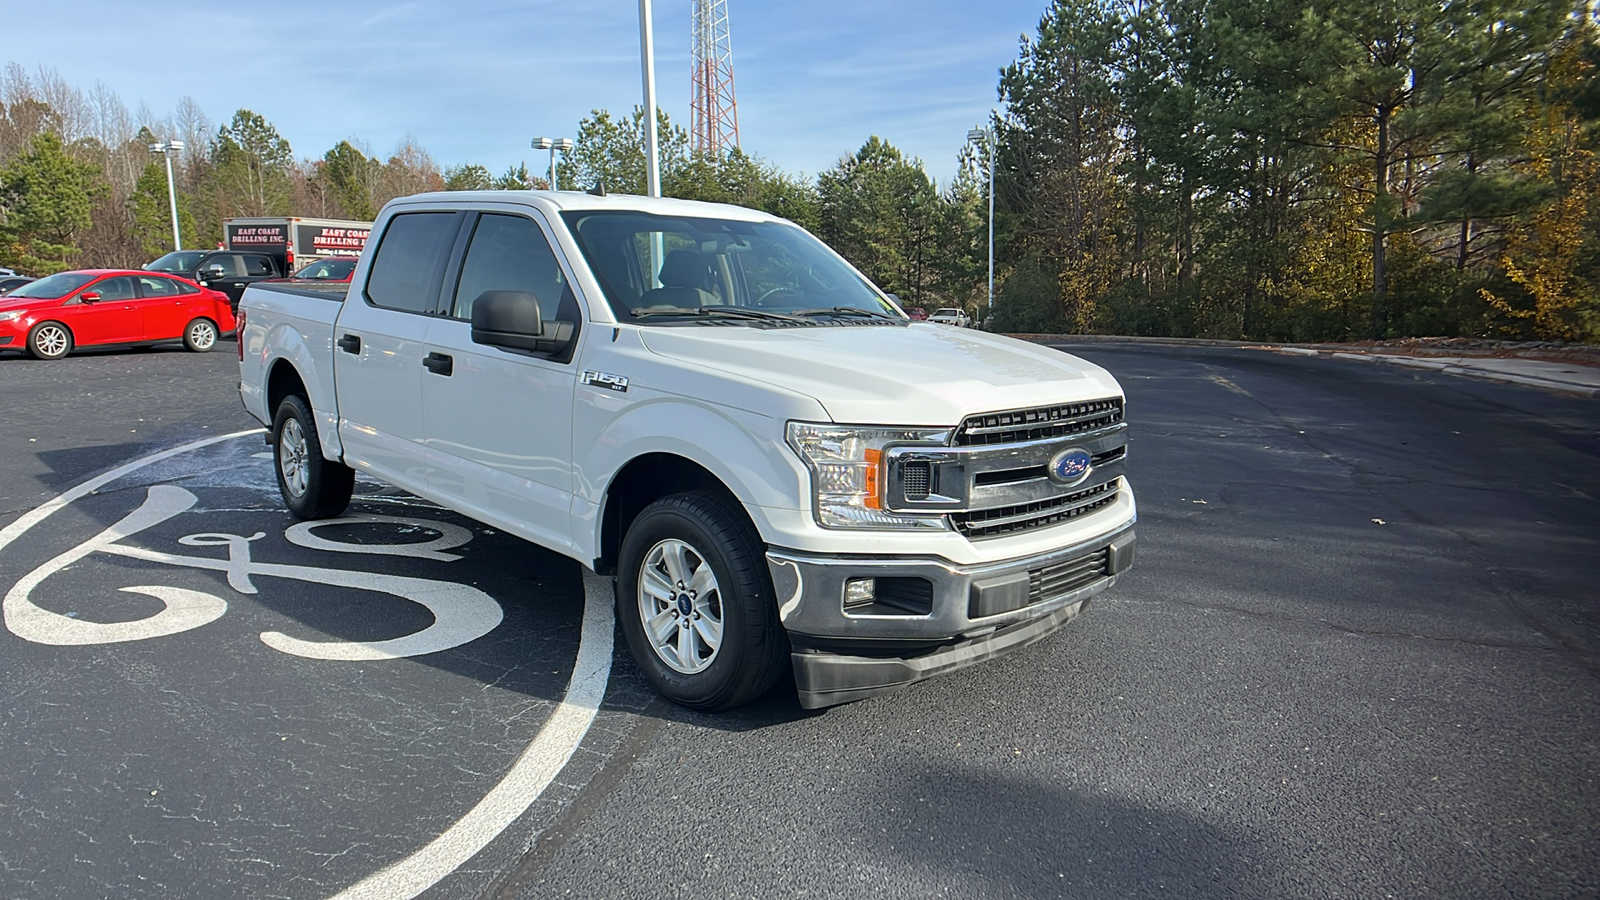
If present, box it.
[200,265,226,279]
[79,291,101,303]
[470,290,574,354]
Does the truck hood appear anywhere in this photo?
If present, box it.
[637,323,1121,425]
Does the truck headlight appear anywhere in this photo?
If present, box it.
[0,310,25,323]
[786,422,951,530]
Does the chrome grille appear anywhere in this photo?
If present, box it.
[956,399,1124,447]
[952,480,1120,539]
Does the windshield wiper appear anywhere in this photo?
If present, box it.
[794,306,903,321]
[631,306,807,323]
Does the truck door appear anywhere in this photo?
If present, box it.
[194,253,241,297]
[420,210,581,554]
[206,253,277,311]
[332,211,464,497]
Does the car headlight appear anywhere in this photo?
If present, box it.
[786,422,951,530]
[0,310,25,323]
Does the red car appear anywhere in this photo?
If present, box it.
[0,269,236,360]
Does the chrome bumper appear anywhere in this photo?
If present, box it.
[765,521,1135,708]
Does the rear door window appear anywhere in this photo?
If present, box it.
[136,275,180,297]
[365,212,461,314]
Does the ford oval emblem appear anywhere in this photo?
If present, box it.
[1048,448,1094,487]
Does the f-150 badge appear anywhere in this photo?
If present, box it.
[581,370,630,393]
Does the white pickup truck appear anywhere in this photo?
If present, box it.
[237,190,1136,710]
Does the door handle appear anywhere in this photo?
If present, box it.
[423,352,453,376]
[337,334,361,354]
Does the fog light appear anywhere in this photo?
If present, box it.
[843,578,876,610]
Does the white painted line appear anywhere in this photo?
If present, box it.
[0,428,265,557]
[2,430,619,898]
[330,571,614,900]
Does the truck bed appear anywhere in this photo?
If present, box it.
[248,282,351,302]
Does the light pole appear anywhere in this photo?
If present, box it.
[148,139,185,251]
[639,0,661,198]
[531,137,574,190]
[967,126,995,320]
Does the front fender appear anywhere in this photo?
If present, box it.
[571,393,810,561]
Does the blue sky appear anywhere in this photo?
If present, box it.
[4,1,1051,189]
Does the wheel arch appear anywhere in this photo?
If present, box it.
[249,317,343,460]
[594,453,751,575]
[266,358,309,419]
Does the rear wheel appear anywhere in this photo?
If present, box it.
[26,322,72,360]
[617,492,789,711]
[272,394,354,520]
[183,317,218,352]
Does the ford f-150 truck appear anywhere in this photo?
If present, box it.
[236,190,1136,710]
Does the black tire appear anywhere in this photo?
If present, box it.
[271,394,355,520]
[617,492,789,711]
[182,317,218,352]
[26,321,73,360]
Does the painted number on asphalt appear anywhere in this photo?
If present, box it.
[4,484,503,659]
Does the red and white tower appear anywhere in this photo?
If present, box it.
[690,0,739,154]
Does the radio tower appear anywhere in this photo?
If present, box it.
[691,0,739,154]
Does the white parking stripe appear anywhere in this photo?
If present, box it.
[1,430,617,898]
[330,571,614,900]
[0,429,266,556]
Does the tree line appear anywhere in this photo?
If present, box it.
[3,1,1597,342]
[991,0,1600,342]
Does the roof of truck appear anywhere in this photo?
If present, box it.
[385,190,785,223]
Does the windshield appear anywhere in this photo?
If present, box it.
[293,258,356,279]
[144,251,207,273]
[560,211,900,324]
[7,272,97,299]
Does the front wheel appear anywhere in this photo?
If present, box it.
[272,394,354,520]
[617,492,789,711]
[183,317,218,352]
[26,322,73,359]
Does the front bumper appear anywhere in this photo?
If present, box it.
[766,521,1135,708]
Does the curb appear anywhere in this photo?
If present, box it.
[1314,349,1599,397]
[1023,335,1600,397]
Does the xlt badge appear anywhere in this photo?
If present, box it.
[581,370,630,393]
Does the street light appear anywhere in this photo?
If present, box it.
[967,126,995,318]
[148,139,185,251]
[530,136,574,191]
[639,0,661,198]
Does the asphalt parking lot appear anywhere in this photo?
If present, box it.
[2,338,1596,899]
